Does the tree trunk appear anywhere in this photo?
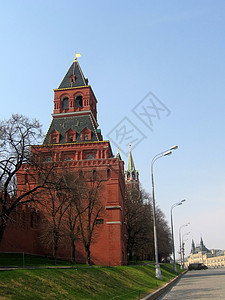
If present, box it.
[53,230,59,265]
[85,245,91,265]
[0,209,9,246]
[127,244,134,262]
[0,221,7,246]
[71,239,76,264]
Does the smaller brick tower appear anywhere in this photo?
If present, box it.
[124,144,139,189]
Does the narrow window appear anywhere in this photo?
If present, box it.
[85,134,89,140]
[96,219,104,225]
[25,173,28,184]
[53,137,57,143]
[70,75,76,83]
[70,136,73,142]
[107,169,111,180]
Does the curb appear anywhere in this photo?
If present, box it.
[141,270,188,300]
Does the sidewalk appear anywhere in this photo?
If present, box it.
[141,270,188,300]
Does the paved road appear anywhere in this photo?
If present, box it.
[158,267,225,299]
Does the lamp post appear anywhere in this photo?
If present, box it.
[179,223,190,269]
[182,232,190,268]
[171,199,186,272]
[151,145,178,280]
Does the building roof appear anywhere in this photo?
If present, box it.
[57,59,87,89]
[43,115,100,144]
[191,237,210,254]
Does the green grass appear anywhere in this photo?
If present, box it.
[0,257,184,300]
[0,253,74,267]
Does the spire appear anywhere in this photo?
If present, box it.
[200,237,204,250]
[191,239,195,253]
[125,144,139,188]
[116,148,122,160]
[127,144,136,172]
[58,56,88,89]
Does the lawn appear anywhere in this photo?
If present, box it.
[0,253,184,299]
[0,252,74,267]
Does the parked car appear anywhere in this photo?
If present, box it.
[188,263,208,270]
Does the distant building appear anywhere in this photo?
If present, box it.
[186,238,225,268]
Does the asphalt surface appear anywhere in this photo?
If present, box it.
[157,267,225,299]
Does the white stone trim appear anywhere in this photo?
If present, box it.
[106,221,121,225]
[105,206,122,210]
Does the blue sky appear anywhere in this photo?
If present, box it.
[1,0,225,257]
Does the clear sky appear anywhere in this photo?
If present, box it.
[1,0,225,258]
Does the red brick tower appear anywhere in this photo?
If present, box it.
[16,56,127,266]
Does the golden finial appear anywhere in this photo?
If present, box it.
[74,52,81,62]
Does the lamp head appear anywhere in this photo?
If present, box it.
[163,151,172,156]
[170,145,178,150]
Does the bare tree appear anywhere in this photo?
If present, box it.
[67,199,81,264]
[39,171,71,264]
[61,172,85,264]
[156,206,172,262]
[0,114,51,245]
[74,171,103,265]
[125,185,171,262]
[125,186,153,261]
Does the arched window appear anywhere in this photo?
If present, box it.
[75,95,83,107]
[62,97,69,109]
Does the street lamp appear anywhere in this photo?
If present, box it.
[182,232,190,268]
[151,145,178,280]
[179,223,190,269]
[171,199,186,272]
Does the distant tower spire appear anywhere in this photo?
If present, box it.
[125,144,139,188]
[200,237,204,251]
[127,144,135,173]
[191,239,195,253]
